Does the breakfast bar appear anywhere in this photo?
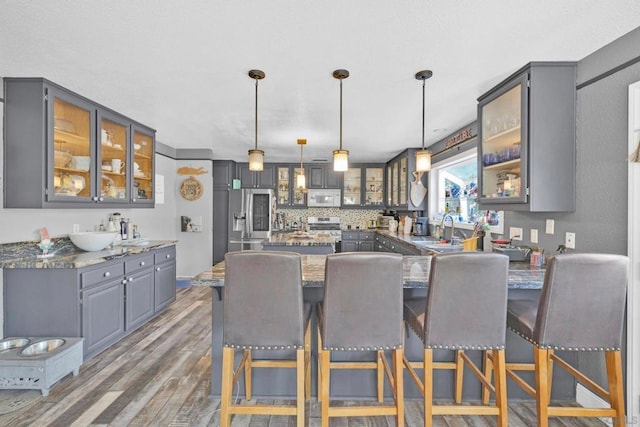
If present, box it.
[192,255,582,401]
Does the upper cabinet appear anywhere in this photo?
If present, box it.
[275,165,306,208]
[386,149,426,211]
[307,164,342,189]
[237,163,276,189]
[342,164,384,208]
[3,78,156,208]
[477,62,576,212]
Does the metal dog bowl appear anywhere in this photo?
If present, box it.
[19,339,65,356]
[0,338,30,354]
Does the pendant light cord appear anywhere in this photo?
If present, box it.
[421,78,425,150]
[254,78,259,151]
[339,78,343,150]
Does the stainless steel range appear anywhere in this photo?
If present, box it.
[307,216,342,252]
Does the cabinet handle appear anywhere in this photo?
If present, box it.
[128,277,133,282]
[98,196,104,202]
[104,271,111,277]
[122,279,128,284]
[132,198,137,202]
[140,261,145,266]
[156,267,161,271]
[166,254,171,258]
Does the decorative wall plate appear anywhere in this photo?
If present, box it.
[180,176,203,201]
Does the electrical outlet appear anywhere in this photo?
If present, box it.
[509,227,523,240]
[545,219,555,234]
[531,228,538,244]
[565,232,576,249]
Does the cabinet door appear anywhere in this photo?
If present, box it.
[360,241,374,252]
[478,74,527,205]
[238,164,255,187]
[276,166,291,205]
[155,260,176,311]
[213,160,235,189]
[324,167,342,188]
[98,110,130,204]
[82,280,125,357]
[342,167,361,206]
[363,167,384,207]
[125,267,155,330]
[258,164,276,188]
[48,87,96,203]
[399,157,408,205]
[308,165,326,189]
[341,241,358,252]
[131,125,155,205]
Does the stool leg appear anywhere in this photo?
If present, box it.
[220,347,235,427]
[244,349,252,400]
[423,348,434,426]
[377,350,384,402]
[317,327,323,403]
[534,347,550,427]
[296,348,305,427]
[320,348,331,427]
[305,320,311,400]
[605,350,625,427]
[482,350,493,405]
[393,348,405,427]
[455,350,464,404]
[492,349,508,427]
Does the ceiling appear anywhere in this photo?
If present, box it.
[2,1,640,165]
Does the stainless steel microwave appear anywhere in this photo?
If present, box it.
[307,189,341,207]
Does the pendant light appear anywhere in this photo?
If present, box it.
[415,70,433,172]
[333,69,349,172]
[296,139,307,190]
[248,69,265,171]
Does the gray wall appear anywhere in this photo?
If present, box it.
[503,26,640,387]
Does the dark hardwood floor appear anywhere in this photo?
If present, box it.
[0,286,608,426]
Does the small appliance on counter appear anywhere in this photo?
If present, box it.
[376,214,394,229]
[412,217,429,236]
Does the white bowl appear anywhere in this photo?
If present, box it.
[68,231,118,251]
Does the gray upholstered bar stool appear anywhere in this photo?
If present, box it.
[403,252,510,426]
[500,253,628,427]
[317,252,404,427]
[220,251,311,427]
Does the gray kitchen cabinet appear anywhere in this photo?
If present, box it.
[237,163,276,188]
[477,62,576,212]
[3,77,156,208]
[124,253,155,331]
[3,246,176,360]
[308,164,343,189]
[213,160,236,189]
[154,247,177,311]
[342,231,375,252]
[373,233,420,255]
[213,161,236,263]
[275,164,306,208]
[386,150,426,211]
[342,164,384,208]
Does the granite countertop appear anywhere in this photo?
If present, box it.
[0,237,177,269]
[192,254,545,290]
[262,232,335,247]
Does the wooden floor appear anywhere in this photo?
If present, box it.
[0,286,608,426]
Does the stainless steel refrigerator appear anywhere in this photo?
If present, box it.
[228,189,274,252]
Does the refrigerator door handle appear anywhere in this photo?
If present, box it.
[247,191,253,237]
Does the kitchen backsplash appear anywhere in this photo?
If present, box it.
[277,208,379,230]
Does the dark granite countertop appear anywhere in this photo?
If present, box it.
[0,237,177,269]
[192,254,544,290]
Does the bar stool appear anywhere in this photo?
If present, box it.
[220,251,311,427]
[317,252,404,427]
[403,252,510,426]
[501,253,628,427]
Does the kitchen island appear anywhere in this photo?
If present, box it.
[192,255,582,402]
[1,237,177,360]
[261,232,335,254]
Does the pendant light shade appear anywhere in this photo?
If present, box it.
[296,139,306,190]
[333,69,349,172]
[248,69,265,171]
[415,70,433,172]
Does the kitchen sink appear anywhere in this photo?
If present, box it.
[414,241,464,253]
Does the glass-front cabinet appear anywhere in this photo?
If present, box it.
[342,164,384,208]
[478,76,527,204]
[477,62,576,212]
[386,149,426,211]
[276,165,306,208]
[3,77,156,208]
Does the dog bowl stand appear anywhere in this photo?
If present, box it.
[0,337,83,396]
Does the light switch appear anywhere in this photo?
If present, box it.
[565,232,576,249]
[531,229,538,244]
[545,219,555,234]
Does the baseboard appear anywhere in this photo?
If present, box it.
[576,383,612,426]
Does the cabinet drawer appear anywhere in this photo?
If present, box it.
[125,254,154,274]
[342,232,359,241]
[81,263,125,289]
[154,247,176,264]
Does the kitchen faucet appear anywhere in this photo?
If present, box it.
[441,214,455,244]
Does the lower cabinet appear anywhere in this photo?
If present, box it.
[3,245,176,360]
[342,231,375,252]
[374,233,421,255]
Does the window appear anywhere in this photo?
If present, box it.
[428,148,503,234]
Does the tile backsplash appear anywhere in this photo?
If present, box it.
[277,208,380,230]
